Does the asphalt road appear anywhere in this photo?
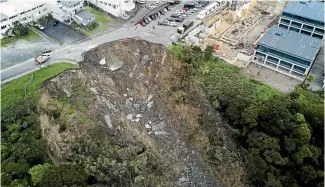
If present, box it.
[1,2,206,83]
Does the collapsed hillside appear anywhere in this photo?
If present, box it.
[39,38,245,186]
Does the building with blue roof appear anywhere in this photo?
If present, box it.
[252,26,322,80]
[278,1,324,39]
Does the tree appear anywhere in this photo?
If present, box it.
[13,23,29,37]
[259,96,293,136]
[246,132,280,152]
[204,45,214,60]
[28,163,53,186]
[3,162,29,178]
[298,165,317,184]
[292,145,312,165]
[246,153,268,185]
[1,172,13,186]
[11,140,47,165]
[265,172,282,187]
[40,165,87,187]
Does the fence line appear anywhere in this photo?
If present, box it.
[24,72,34,96]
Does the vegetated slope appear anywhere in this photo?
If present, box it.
[38,39,245,186]
[169,44,324,187]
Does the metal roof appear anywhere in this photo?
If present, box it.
[258,26,322,62]
[283,1,324,23]
[75,10,94,19]
[59,0,82,7]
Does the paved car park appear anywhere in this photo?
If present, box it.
[42,20,88,44]
[134,1,209,43]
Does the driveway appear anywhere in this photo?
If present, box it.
[42,21,88,44]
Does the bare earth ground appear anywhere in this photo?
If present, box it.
[244,63,300,93]
[39,39,245,186]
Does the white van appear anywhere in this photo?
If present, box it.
[197,10,208,20]
[136,0,145,4]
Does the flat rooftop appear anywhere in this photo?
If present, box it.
[59,0,82,7]
[258,26,322,62]
[1,0,46,18]
[283,1,324,24]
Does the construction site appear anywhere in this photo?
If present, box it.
[185,1,286,68]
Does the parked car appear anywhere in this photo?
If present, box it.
[42,49,52,54]
[144,18,150,24]
[195,4,203,8]
[168,22,178,27]
[53,20,59,26]
[136,0,146,3]
[159,10,166,15]
[148,4,157,9]
[174,10,182,14]
[158,20,169,26]
[171,14,180,18]
[34,24,44,31]
[167,17,183,22]
[150,14,157,20]
[166,6,171,11]
[140,20,146,26]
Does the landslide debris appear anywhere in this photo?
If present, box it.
[39,38,245,186]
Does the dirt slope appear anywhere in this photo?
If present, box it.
[39,38,245,186]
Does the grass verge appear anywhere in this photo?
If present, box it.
[1,63,79,109]
[0,30,39,47]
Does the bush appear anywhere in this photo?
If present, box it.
[86,22,99,30]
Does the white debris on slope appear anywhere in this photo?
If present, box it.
[99,57,106,65]
[109,60,124,71]
[104,114,113,128]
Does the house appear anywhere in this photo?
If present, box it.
[73,10,96,26]
[0,0,47,38]
[278,1,324,39]
[87,0,135,19]
[252,26,322,80]
[46,0,84,24]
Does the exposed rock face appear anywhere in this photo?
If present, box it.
[39,38,245,186]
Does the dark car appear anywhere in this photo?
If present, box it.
[171,14,180,18]
[173,18,184,22]
[53,20,59,26]
[166,6,171,11]
[150,14,157,20]
[42,49,52,54]
[159,10,166,15]
[166,17,183,22]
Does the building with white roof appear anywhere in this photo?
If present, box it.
[46,0,84,24]
[87,0,135,18]
[0,0,47,38]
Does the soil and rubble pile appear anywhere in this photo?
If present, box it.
[39,38,245,186]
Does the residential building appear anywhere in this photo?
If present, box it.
[46,0,84,24]
[87,0,135,18]
[278,1,324,39]
[1,0,47,38]
[252,26,322,80]
[74,10,96,26]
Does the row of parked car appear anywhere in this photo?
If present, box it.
[139,6,172,26]
[157,7,200,27]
